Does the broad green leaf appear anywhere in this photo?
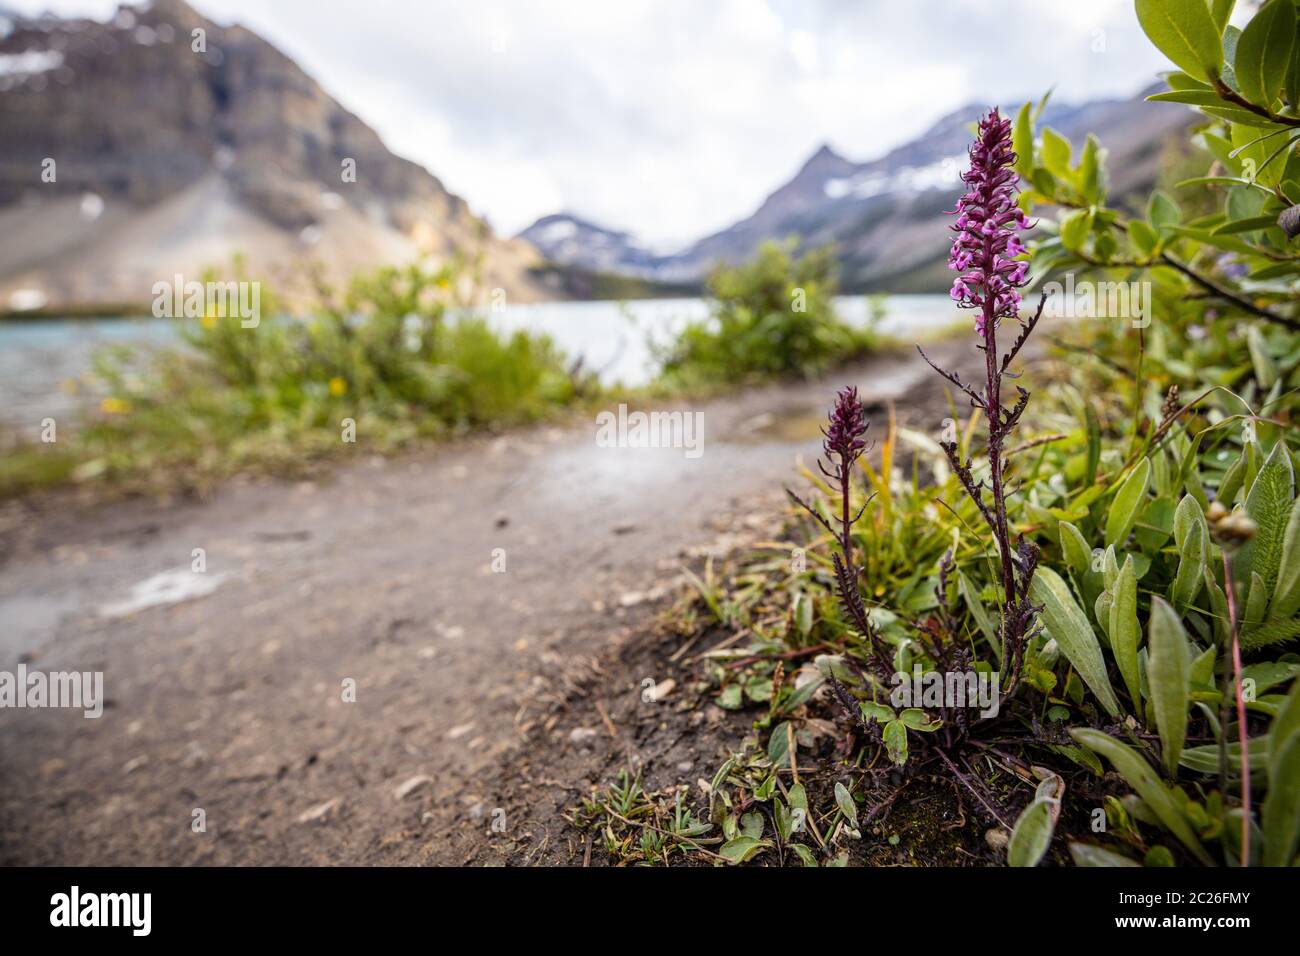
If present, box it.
[791,843,818,867]
[1235,0,1295,109]
[883,719,908,765]
[1008,797,1055,867]
[1079,134,1106,202]
[1127,219,1159,257]
[1031,567,1121,715]
[899,708,941,731]
[1106,458,1152,547]
[1068,843,1142,867]
[1110,557,1142,708]
[1148,191,1182,234]
[1211,0,1236,33]
[774,798,793,840]
[1059,521,1092,579]
[768,720,793,769]
[1261,730,1300,866]
[1148,597,1192,775]
[1070,729,1212,864]
[1060,208,1092,251]
[833,781,859,829]
[719,835,770,864]
[1041,127,1073,179]
[1136,0,1225,82]
[1247,325,1279,388]
[1013,101,1034,179]
[1171,494,1209,609]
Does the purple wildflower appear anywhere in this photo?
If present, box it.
[947,108,1033,337]
[822,385,869,468]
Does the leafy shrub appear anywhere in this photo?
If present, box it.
[654,241,877,388]
[0,262,592,496]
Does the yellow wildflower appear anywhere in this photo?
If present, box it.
[100,397,131,415]
[328,377,347,397]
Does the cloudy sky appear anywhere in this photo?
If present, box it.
[14,0,1172,246]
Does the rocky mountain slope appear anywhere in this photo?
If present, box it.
[0,0,547,313]
[520,90,1192,292]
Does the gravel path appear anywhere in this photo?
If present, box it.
[0,341,971,864]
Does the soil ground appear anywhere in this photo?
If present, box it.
[0,339,989,865]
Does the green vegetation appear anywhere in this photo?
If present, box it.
[645,0,1300,866]
[653,240,880,389]
[0,262,593,497]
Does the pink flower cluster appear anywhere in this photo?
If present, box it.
[948,108,1032,337]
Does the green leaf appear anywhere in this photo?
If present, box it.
[1236,440,1295,597]
[899,708,941,732]
[1148,191,1182,234]
[1041,127,1073,179]
[1078,134,1106,202]
[1148,597,1192,775]
[1269,679,1300,780]
[1147,89,1227,106]
[1179,737,1269,774]
[1031,567,1121,716]
[1084,401,1102,485]
[719,835,770,864]
[1136,0,1225,82]
[1110,556,1142,708]
[833,781,859,829]
[1127,219,1159,257]
[1068,843,1142,867]
[1212,0,1237,33]
[1070,729,1213,864]
[791,843,818,867]
[1235,0,1295,109]
[1171,495,1209,610]
[1106,458,1152,548]
[774,798,793,840]
[792,591,814,638]
[883,719,908,766]
[959,570,999,651]
[1008,797,1056,867]
[1213,213,1284,235]
[1060,208,1093,251]
[1247,325,1280,388]
[767,720,793,769]
[1014,101,1035,179]
[1262,729,1300,866]
[1059,521,1093,577]
[1273,499,1300,619]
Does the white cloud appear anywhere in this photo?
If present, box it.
[9,0,1170,245]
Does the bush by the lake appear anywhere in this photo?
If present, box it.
[654,240,878,389]
[0,262,594,497]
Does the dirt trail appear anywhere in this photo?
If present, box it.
[0,341,971,865]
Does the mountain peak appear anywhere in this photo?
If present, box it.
[0,0,545,310]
